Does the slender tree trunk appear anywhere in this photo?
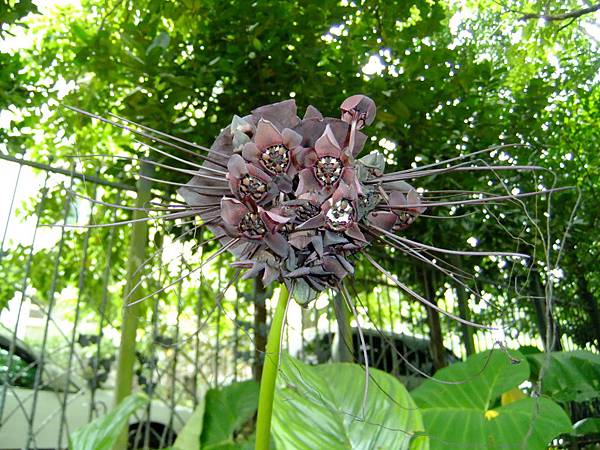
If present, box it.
[533,271,562,351]
[114,161,152,450]
[421,267,447,370]
[455,285,475,356]
[449,256,475,357]
[332,291,353,362]
[253,280,268,381]
[577,273,600,347]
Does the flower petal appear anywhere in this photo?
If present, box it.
[340,167,361,199]
[295,168,322,196]
[262,264,280,286]
[247,163,272,184]
[293,147,317,170]
[274,174,293,194]
[344,222,367,243]
[241,261,266,280]
[252,99,300,130]
[366,211,398,231]
[303,105,323,120]
[407,189,427,214]
[227,154,248,179]
[282,128,302,148]
[314,125,341,158]
[311,235,324,257]
[242,142,261,164]
[289,232,313,250]
[264,232,289,258]
[340,94,377,128]
[262,209,291,234]
[220,197,248,227]
[296,212,326,230]
[322,256,348,280]
[389,190,407,208]
[254,119,283,149]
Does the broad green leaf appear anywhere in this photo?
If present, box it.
[200,380,259,450]
[412,350,572,450]
[171,387,207,450]
[68,393,148,450]
[526,350,600,403]
[273,354,428,450]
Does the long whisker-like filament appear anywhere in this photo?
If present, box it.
[63,105,229,166]
[370,224,528,259]
[125,238,239,306]
[390,143,532,175]
[371,163,547,183]
[134,139,227,175]
[107,112,214,153]
[385,186,573,210]
[139,175,229,192]
[364,253,492,330]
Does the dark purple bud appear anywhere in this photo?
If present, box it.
[340,94,376,128]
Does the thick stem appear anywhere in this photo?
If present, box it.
[255,285,289,450]
[332,291,353,362]
[113,161,152,450]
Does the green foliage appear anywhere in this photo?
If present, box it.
[572,418,600,437]
[170,390,205,450]
[526,350,600,403]
[412,350,572,450]
[68,393,149,450]
[200,380,259,450]
[273,354,428,450]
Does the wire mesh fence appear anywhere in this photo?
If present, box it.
[0,154,594,449]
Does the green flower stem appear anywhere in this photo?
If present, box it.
[255,284,289,450]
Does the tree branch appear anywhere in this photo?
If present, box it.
[521,2,600,21]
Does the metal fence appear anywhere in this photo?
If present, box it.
[0,154,592,449]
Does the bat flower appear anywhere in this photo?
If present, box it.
[242,118,304,182]
[220,197,291,258]
[176,94,434,304]
[295,125,361,197]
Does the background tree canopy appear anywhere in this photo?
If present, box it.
[0,0,599,357]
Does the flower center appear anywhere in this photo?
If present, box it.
[239,175,268,201]
[326,199,354,231]
[239,212,266,238]
[315,156,342,186]
[393,211,413,230]
[261,144,290,173]
[295,201,321,223]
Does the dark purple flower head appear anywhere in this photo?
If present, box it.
[180,95,425,304]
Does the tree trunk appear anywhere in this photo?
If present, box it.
[455,285,475,356]
[576,273,600,347]
[113,161,152,450]
[421,267,447,370]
